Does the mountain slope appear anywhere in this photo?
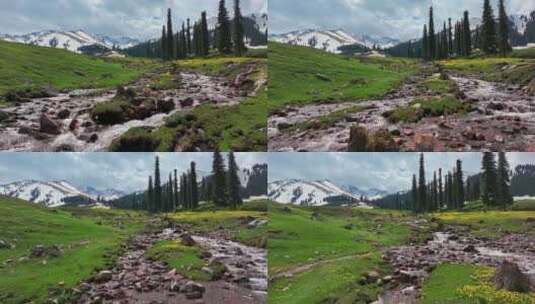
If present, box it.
[268,179,374,207]
[0,180,124,207]
[0,30,140,54]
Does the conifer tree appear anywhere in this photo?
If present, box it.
[174,169,179,209]
[233,0,247,56]
[456,159,464,208]
[448,18,453,56]
[154,156,162,212]
[168,173,174,211]
[447,171,454,208]
[217,0,233,54]
[463,11,472,56]
[190,162,199,209]
[200,12,210,56]
[428,6,436,60]
[212,149,227,206]
[186,18,192,55]
[161,25,167,60]
[411,174,417,212]
[481,0,498,54]
[497,0,511,56]
[418,153,427,213]
[438,168,443,209]
[422,25,429,60]
[227,151,242,209]
[442,22,449,58]
[497,152,513,208]
[482,152,498,206]
[167,9,175,59]
[148,176,154,212]
[433,172,438,211]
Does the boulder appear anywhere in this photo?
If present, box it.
[0,239,9,249]
[180,98,195,108]
[39,114,61,135]
[56,109,71,119]
[157,99,175,113]
[493,260,531,293]
[180,234,196,246]
[30,245,46,258]
[0,110,9,122]
[94,270,113,283]
[181,281,205,299]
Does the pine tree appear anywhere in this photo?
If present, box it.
[497,0,511,56]
[174,169,179,209]
[227,151,242,209]
[148,176,154,212]
[201,11,210,56]
[463,11,472,56]
[411,174,417,212]
[212,149,227,206]
[442,22,449,58]
[456,160,464,208]
[154,156,162,212]
[161,25,167,60]
[418,153,427,213]
[448,18,453,56]
[428,6,436,60]
[438,168,443,209]
[481,0,497,54]
[433,171,438,211]
[482,152,498,206]
[186,18,192,55]
[167,9,175,59]
[217,0,233,54]
[455,21,462,55]
[497,152,513,209]
[447,171,454,208]
[190,162,199,209]
[233,0,247,56]
[422,25,429,60]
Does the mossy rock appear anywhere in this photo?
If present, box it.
[109,127,160,152]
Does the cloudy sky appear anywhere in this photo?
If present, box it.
[0,0,267,40]
[271,0,535,40]
[0,152,267,193]
[269,153,535,194]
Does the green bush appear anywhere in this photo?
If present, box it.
[91,98,132,125]
[109,127,160,152]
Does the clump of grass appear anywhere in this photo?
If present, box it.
[386,96,468,123]
[90,97,133,125]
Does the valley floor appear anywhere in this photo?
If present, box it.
[0,196,268,304]
[268,202,535,304]
[268,43,535,152]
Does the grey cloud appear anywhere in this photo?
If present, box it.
[0,0,266,39]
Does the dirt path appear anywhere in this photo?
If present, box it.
[0,68,249,152]
[268,72,535,152]
[76,227,267,304]
[375,224,535,304]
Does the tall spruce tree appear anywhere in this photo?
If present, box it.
[463,11,472,56]
[217,0,233,54]
[174,169,179,209]
[438,168,443,209]
[422,25,429,60]
[497,152,513,208]
[186,19,192,55]
[148,176,154,212]
[497,0,511,56]
[456,159,464,208]
[167,9,174,59]
[448,18,453,56]
[201,11,210,56]
[481,0,498,54]
[190,162,199,209]
[154,156,162,212]
[227,151,242,209]
[428,6,436,60]
[161,25,167,60]
[481,152,498,206]
[433,172,438,211]
[212,149,227,206]
[418,153,427,213]
[412,174,418,212]
[233,0,247,56]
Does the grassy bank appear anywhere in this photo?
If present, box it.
[0,196,148,303]
[268,42,418,111]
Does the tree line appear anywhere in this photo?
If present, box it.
[125,0,249,59]
[112,150,244,211]
[375,152,513,212]
[387,0,512,59]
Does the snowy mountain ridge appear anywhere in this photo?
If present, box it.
[0,29,140,53]
[270,28,400,53]
[0,180,125,207]
[268,179,376,207]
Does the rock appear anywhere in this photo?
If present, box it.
[39,114,61,135]
[462,245,478,253]
[94,270,113,283]
[180,234,196,246]
[348,125,370,152]
[157,99,175,113]
[0,239,9,249]
[170,280,181,292]
[0,110,9,122]
[69,119,78,131]
[366,271,381,282]
[88,133,99,143]
[488,102,505,111]
[180,97,195,108]
[493,261,531,293]
[56,109,70,119]
[247,219,268,229]
[181,281,205,299]
[30,245,46,258]
[315,73,331,82]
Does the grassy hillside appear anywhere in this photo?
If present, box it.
[268,42,419,111]
[268,203,416,304]
[0,196,148,303]
[0,40,156,97]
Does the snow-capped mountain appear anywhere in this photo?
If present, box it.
[0,30,140,53]
[0,180,124,207]
[270,28,400,53]
[84,186,127,201]
[340,185,388,201]
[268,179,371,207]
